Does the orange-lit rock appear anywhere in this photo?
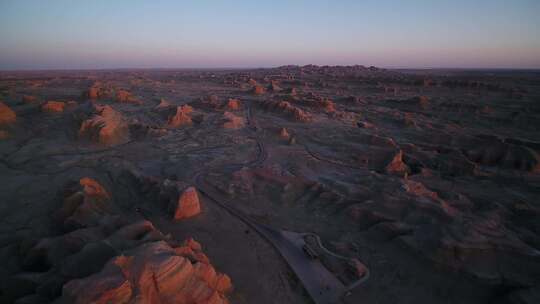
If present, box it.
[61,241,232,304]
[252,85,265,95]
[322,99,336,112]
[222,112,245,129]
[88,87,100,99]
[268,81,282,92]
[115,89,140,104]
[0,102,16,126]
[173,186,201,220]
[80,177,110,199]
[279,127,290,139]
[260,100,312,122]
[87,85,111,99]
[156,98,171,109]
[41,101,66,113]
[385,150,409,175]
[168,105,193,128]
[174,238,210,265]
[54,177,111,230]
[226,98,240,110]
[79,104,129,146]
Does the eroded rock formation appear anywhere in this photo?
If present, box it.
[79,104,130,146]
[168,105,193,128]
[0,102,16,125]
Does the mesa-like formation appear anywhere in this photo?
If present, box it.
[0,66,539,304]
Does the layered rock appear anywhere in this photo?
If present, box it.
[259,100,312,122]
[2,177,232,304]
[168,105,193,128]
[79,104,129,146]
[62,241,231,304]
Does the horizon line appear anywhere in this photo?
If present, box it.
[1,65,540,73]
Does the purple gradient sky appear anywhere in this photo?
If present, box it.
[1,0,539,70]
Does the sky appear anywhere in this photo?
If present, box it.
[0,0,539,70]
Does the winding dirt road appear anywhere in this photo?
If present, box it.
[193,101,369,304]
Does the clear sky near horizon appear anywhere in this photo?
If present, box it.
[0,0,539,70]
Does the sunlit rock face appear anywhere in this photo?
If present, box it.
[62,241,232,304]
[222,112,245,129]
[173,186,201,220]
[79,104,130,146]
[168,105,193,128]
[226,98,241,110]
[41,101,66,113]
[3,177,232,304]
[0,102,16,126]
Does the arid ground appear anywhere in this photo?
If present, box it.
[0,66,539,304]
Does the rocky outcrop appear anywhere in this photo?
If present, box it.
[53,177,111,231]
[385,150,409,175]
[268,81,282,92]
[79,104,130,146]
[172,186,201,220]
[62,240,231,304]
[168,105,193,128]
[222,112,245,129]
[252,85,266,95]
[0,102,16,126]
[259,100,312,122]
[226,98,241,110]
[41,101,66,113]
[115,89,140,104]
[86,84,111,99]
[279,127,290,139]
[462,135,540,172]
[156,98,171,109]
[1,177,231,304]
